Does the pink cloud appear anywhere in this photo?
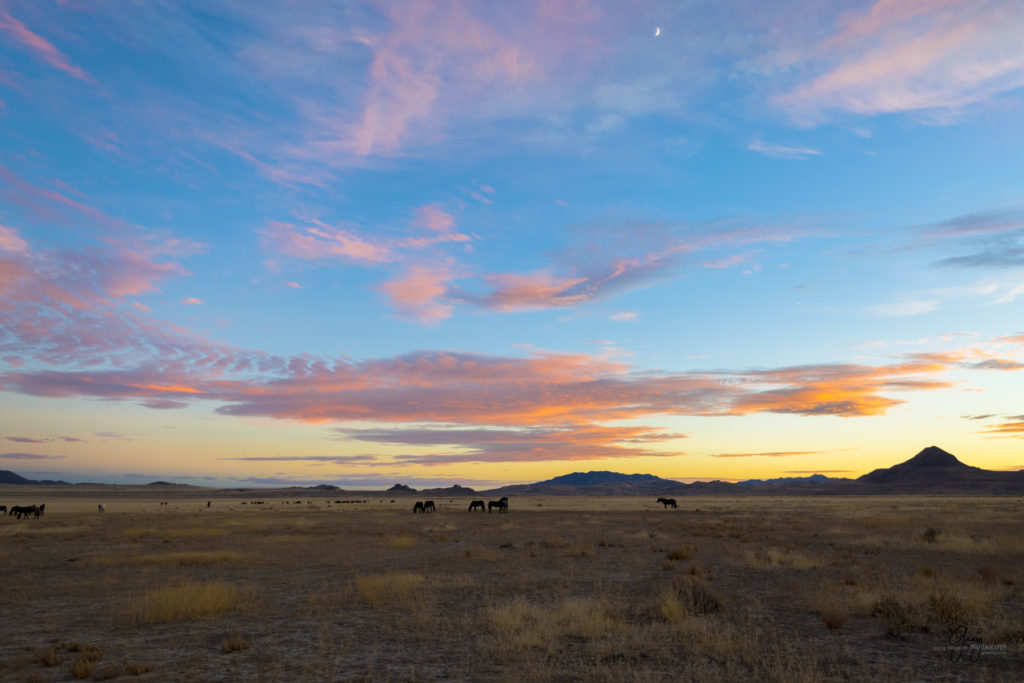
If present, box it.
[777,0,1024,119]
[261,220,394,264]
[182,297,203,305]
[0,8,95,83]
[340,423,686,465]
[0,226,29,254]
[340,1,532,157]
[378,264,456,324]
[411,203,455,234]
[471,270,590,311]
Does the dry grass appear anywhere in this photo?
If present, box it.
[2,492,1022,680]
[487,597,621,656]
[220,633,253,654]
[384,533,417,548]
[353,571,426,606]
[95,550,248,566]
[124,581,243,625]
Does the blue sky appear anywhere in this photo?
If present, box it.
[1,0,1023,487]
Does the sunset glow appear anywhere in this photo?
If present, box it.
[2,1,1023,488]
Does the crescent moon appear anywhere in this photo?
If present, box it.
[655,27,661,37]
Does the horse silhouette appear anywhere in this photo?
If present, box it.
[423,500,436,513]
[468,500,485,512]
[488,496,509,513]
[657,497,677,509]
[412,501,425,513]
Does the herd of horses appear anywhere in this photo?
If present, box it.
[2,497,678,519]
[2,503,45,519]
[413,496,510,513]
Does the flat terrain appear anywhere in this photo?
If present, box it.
[1,489,1022,681]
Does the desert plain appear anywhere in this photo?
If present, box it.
[1,487,1022,682]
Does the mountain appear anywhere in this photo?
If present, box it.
[0,470,70,485]
[483,447,1023,497]
[420,484,476,496]
[856,445,1022,493]
[388,483,417,493]
[488,470,688,496]
[738,473,838,486]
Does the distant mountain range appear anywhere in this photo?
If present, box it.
[3,447,1021,495]
[0,470,70,486]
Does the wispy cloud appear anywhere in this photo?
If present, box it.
[776,0,1024,121]
[0,8,95,83]
[0,452,65,460]
[748,139,821,159]
[711,451,819,458]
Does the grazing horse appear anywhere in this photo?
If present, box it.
[657,497,677,509]
[412,501,425,513]
[488,496,509,513]
[11,505,38,519]
[423,500,436,513]
[468,500,485,512]
[98,504,105,513]
[0,505,6,514]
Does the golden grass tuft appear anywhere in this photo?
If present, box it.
[658,574,724,620]
[487,597,620,655]
[385,533,417,548]
[220,633,253,654]
[124,580,242,625]
[354,571,426,606]
[746,546,825,569]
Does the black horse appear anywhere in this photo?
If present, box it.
[423,500,436,513]
[657,497,677,509]
[488,496,509,513]
[413,501,425,513]
[0,505,6,514]
[468,500,485,512]
[9,505,38,519]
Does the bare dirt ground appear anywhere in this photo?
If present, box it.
[1,488,1022,681]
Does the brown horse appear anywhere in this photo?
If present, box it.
[488,496,509,513]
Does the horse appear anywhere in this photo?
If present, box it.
[468,500,485,512]
[657,497,677,509]
[98,504,105,513]
[412,501,425,513]
[423,500,436,513]
[0,505,6,514]
[11,505,38,519]
[37,503,45,517]
[488,496,509,513]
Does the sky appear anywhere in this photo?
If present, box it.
[1,0,1023,489]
